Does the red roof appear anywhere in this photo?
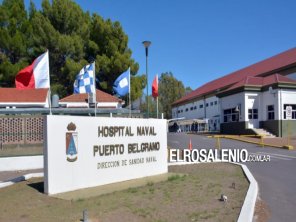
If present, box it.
[173,47,296,106]
[0,88,48,103]
[263,73,296,85]
[60,89,122,103]
[224,74,296,92]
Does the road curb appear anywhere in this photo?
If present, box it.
[224,136,282,149]
[209,135,293,150]
[0,172,44,189]
[234,163,258,222]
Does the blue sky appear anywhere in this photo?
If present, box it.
[26,0,296,93]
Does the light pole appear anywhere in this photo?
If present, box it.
[142,40,151,118]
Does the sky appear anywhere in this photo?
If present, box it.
[25,0,296,94]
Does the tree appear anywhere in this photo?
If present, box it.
[131,74,146,102]
[0,0,32,86]
[185,86,193,95]
[158,72,185,119]
[140,95,162,118]
[114,74,146,109]
[0,0,143,101]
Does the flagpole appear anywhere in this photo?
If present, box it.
[156,74,158,118]
[93,61,97,117]
[129,68,131,118]
[156,96,158,119]
[47,50,52,115]
[48,89,52,115]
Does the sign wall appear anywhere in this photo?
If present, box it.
[44,115,168,195]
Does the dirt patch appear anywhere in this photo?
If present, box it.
[0,163,249,222]
[254,198,271,222]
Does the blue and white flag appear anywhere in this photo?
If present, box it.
[113,68,130,97]
[73,63,95,94]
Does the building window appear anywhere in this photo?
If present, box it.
[194,106,197,110]
[206,103,209,107]
[185,108,188,112]
[190,107,193,111]
[223,108,239,123]
[177,110,180,114]
[210,102,213,106]
[214,101,218,105]
[284,104,296,119]
[267,105,274,120]
[248,109,258,119]
[199,104,203,109]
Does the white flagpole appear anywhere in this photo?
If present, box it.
[129,67,131,118]
[48,90,52,115]
[157,96,158,119]
[46,50,52,115]
[93,61,97,117]
[156,74,158,119]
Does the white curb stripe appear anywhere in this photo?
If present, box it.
[236,163,258,222]
[0,173,44,189]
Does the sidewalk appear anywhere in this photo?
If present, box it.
[0,169,43,182]
[219,135,296,149]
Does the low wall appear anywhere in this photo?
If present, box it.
[260,120,296,137]
[0,155,43,171]
[260,120,280,137]
[220,122,254,135]
[281,120,296,137]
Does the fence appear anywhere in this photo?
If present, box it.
[0,112,144,157]
[0,115,44,145]
[0,112,143,145]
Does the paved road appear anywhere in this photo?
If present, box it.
[168,132,296,222]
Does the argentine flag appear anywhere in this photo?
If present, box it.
[113,68,130,97]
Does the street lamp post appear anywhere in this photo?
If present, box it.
[142,40,151,118]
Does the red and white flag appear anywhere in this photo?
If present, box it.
[152,74,158,98]
[15,51,50,89]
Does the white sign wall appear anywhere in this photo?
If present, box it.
[44,115,168,195]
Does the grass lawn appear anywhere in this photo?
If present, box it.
[0,163,248,222]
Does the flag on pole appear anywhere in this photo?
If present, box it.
[73,63,95,94]
[113,68,130,97]
[152,74,158,98]
[15,51,50,89]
